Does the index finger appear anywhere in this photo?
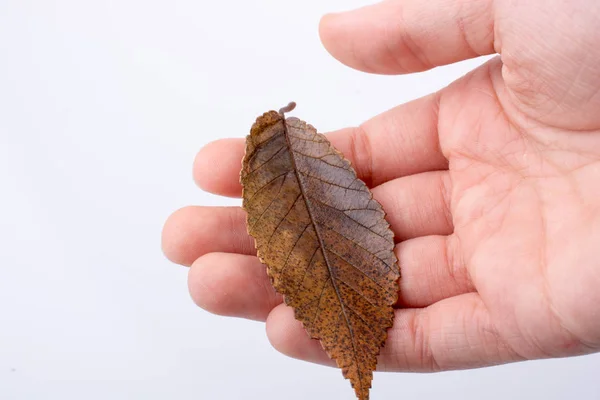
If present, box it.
[194,93,447,197]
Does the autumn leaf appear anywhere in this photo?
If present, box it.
[240,102,400,400]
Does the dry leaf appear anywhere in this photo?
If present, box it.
[240,102,400,400]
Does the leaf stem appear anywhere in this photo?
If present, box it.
[279,101,296,116]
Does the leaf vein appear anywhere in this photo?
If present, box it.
[248,173,288,232]
[308,195,392,243]
[299,171,366,192]
[280,222,311,276]
[253,130,284,151]
[266,192,302,249]
[292,149,350,170]
[324,247,390,294]
[295,244,320,295]
[288,134,326,143]
[248,145,286,174]
[309,276,332,325]
[245,170,289,202]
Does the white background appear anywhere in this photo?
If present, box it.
[1,0,599,399]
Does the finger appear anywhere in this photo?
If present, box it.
[267,293,523,371]
[194,138,245,198]
[161,206,255,266]
[188,253,282,321]
[396,234,474,307]
[163,168,453,266]
[319,0,495,75]
[375,170,452,241]
[185,234,472,325]
[194,93,446,197]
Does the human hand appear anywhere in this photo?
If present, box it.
[162,0,600,371]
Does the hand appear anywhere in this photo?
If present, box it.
[162,0,600,371]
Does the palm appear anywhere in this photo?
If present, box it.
[162,0,600,371]
[441,58,600,359]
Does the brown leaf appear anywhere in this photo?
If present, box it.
[240,102,400,400]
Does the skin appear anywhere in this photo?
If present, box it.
[162,0,600,372]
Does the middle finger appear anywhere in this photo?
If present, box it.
[162,170,453,266]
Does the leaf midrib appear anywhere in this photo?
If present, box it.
[282,117,364,391]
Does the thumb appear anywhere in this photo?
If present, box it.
[319,0,495,75]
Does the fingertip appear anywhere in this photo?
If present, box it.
[193,138,244,197]
[188,253,282,321]
[318,3,403,74]
[162,206,254,267]
[265,304,295,351]
[318,9,369,73]
[319,0,495,75]
[161,206,199,266]
[317,12,336,49]
[188,253,229,314]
